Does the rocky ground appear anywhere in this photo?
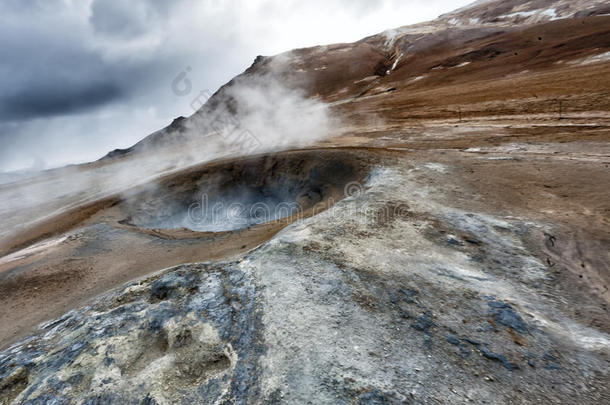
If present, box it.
[2,149,608,404]
[1,0,609,403]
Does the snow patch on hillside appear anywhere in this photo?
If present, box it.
[577,51,610,65]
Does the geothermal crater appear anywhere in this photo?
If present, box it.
[118,150,370,232]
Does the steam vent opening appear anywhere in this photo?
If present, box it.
[119,150,372,232]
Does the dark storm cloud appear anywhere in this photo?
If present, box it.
[0,15,112,121]
[0,34,149,122]
[0,81,122,121]
[0,0,181,123]
[0,44,141,121]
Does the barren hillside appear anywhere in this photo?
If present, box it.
[0,0,609,403]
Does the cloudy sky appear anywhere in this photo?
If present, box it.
[0,0,472,172]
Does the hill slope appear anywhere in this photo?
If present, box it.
[0,0,609,403]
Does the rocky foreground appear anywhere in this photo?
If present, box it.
[1,0,609,403]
